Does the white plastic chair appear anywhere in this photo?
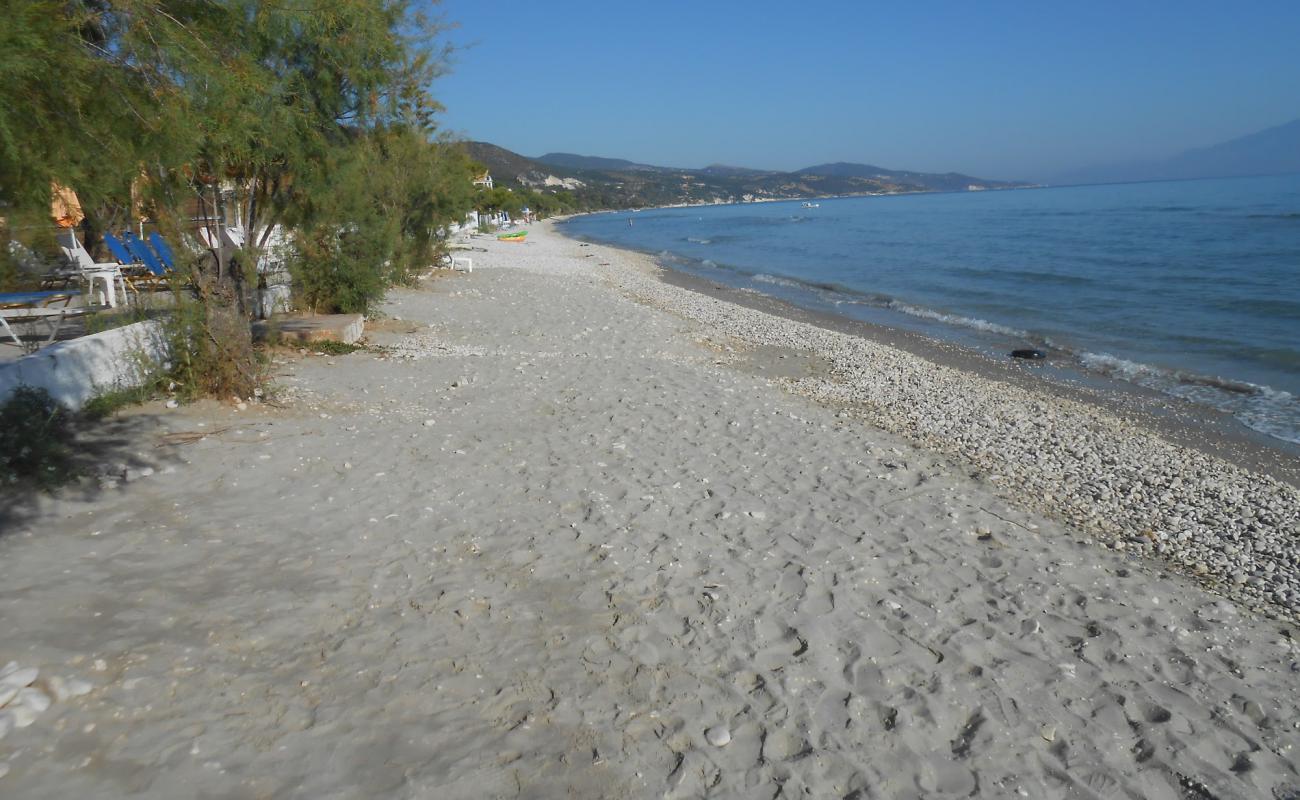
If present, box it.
[55,230,128,308]
[439,253,472,273]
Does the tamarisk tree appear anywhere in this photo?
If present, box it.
[1,0,475,317]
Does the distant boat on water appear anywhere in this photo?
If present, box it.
[802,202,820,208]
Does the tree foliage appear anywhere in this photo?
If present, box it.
[471,181,580,220]
[0,0,475,318]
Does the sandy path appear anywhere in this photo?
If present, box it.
[1,225,1297,798]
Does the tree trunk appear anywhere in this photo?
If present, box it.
[211,182,227,284]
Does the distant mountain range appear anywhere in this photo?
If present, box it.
[464,142,1034,210]
[1052,118,1300,186]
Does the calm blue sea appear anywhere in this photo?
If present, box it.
[561,174,1300,444]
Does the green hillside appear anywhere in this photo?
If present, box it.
[463,142,1032,211]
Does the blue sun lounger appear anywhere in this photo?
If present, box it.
[122,231,168,276]
[105,232,170,290]
[148,232,178,271]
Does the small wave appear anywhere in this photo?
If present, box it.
[752,272,887,304]
[1208,297,1300,321]
[751,273,1031,338]
[753,273,808,291]
[1237,386,1300,444]
[1079,352,1300,443]
[685,237,712,245]
[948,265,1095,287]
[887,302,1028,338]
[1246,212,1300,220]
[1079,353,1255,394]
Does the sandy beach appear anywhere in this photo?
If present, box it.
[1,222,1298,798]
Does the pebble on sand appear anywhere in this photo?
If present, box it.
[9,704,36,729]
[16,688,50,713]
[0,666,37,690]
[705,726,732,747]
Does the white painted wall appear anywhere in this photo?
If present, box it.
[0,320,169,410]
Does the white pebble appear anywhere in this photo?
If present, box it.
[0,686,16,707]
[47,675,90,702]
[705,725,731,747]
[17,688,49,713]
[10,705,36,728]
[0,711,13,739]
[0,668,37,689]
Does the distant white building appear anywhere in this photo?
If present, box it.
[472,170,494,190]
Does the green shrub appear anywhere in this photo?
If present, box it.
[166,279,262,401]
[288,226,390,315]
[0,247,19,293]
[308,340,365,355]
[81,384,155,421]
[0,387,78,490]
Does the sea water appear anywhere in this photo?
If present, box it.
[561,174,1300,444]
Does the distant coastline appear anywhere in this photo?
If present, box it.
[464,140,1037,211]
[565,180,1047,215]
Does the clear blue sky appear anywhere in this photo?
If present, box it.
[430,1,1300,180]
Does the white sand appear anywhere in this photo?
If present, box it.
[1,223,1298,798]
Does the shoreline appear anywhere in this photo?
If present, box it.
[654,257,1300,487]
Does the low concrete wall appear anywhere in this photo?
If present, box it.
[0,320,169,410]
[257,284,292,319]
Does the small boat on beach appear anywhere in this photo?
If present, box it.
[497,231,527,242]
